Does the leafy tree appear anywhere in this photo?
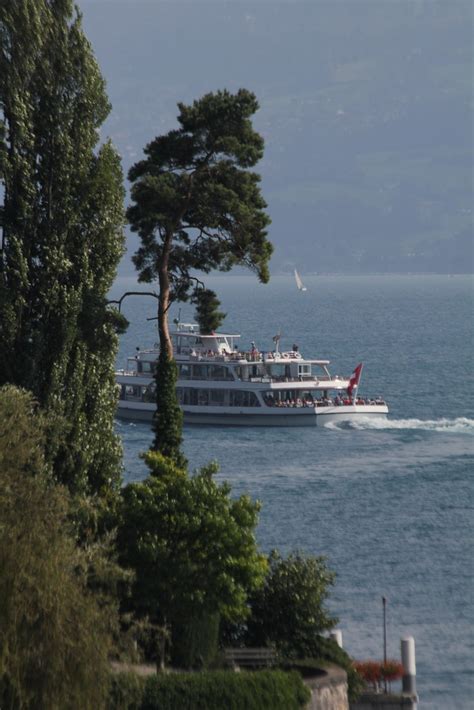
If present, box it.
[192,287,226,334]
[226,550,337,659]
[0,0,125,496]
[0,386,119,709]
[127,88,272,461]
[117,453,267,668]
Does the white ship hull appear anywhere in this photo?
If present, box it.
[116,400,388,426]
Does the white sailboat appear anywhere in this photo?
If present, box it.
[294,268,307,291]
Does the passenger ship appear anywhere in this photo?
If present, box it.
[115,322,388,426]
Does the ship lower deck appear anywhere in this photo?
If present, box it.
[115,402,388,426]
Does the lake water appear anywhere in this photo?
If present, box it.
[110,274,473,709]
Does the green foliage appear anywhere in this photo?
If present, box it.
[141,449,187,480]
[128,88,272,295]
[127,88,272,463]
[192,288,226,334]
[107,673,146,710]
[140,670,310,710]
[0,387,119,710]
[0,385,50,477]
[151,354,186,468]
[233,550,337,659]
[118,464,267,667]
[0,0,125,497]
[171,612,220,669]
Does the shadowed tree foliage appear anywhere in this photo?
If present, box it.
[222,550,337,659]
[127,89,272,462]
[118,452,267,669]
[0,0,125,496]
[0,386,119,709]
[192,288,226,334]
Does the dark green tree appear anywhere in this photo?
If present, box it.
[127,89,272,461]
[0,0,125,496]
[192,287,226,334]
[118,452,267,668]
[0,386,120,709]
[226,550,337,659]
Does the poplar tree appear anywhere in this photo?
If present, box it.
[0,1,125,495]
[127,89,272,462]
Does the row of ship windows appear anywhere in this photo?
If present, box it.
[136,362,235,380]
[135,362,313,380]
[120,384,260,407]
[177,388,260,407]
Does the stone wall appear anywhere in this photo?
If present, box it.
[304,664,349,710]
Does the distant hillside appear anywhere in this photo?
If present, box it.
[80,0,473,274]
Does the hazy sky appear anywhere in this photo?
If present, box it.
[79,0,473,275]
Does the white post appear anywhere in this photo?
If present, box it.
[401,636,417,696]
[330,630,343,648]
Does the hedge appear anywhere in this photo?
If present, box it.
[107,673,146,710]
[140,670,310,710]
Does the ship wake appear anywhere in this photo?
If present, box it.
[325,417,474,434]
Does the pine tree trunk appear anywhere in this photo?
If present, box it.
[157,232,173,359]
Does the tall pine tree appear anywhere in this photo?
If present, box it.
[0,1,125,496]
[127,89,272,463]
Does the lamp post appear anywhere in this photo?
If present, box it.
[382,596,387,693]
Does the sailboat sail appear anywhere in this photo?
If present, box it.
[294,269,307,291]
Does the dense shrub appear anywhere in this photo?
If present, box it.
[107,673,146,710]
[171,612,220,668]
[225,550,337,657]
[141,670,310,710]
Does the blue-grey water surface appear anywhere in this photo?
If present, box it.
[110,274,473,709]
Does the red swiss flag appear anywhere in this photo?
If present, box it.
[347,363,363,397]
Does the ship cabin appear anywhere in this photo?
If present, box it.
[122,324,338,388]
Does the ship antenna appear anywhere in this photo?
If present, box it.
[173,308,182,329]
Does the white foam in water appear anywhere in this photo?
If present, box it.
[325,417,474,433]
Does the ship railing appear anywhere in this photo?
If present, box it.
[262,397,386,408]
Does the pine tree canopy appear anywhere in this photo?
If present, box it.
[127,88,272,304]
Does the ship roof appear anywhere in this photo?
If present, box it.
[171,330,241,339]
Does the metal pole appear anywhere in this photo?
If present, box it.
[382,596,387,693]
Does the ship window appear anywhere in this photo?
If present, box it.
[143,383,155,402]
[229,390,260,407]
[192,364,208,380]
[209,389,226,405]
[124,385,142,401]
[298,364,311,376]
[266,363,286,378]
[179,364,191,379]
[180,388,199,405]
[208,364,234,381]
[198,389,209,406]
